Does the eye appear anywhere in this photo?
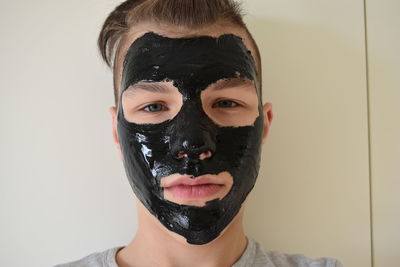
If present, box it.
[142,103,166,112]
[213,99,239,108]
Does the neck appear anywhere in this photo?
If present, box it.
[117,201,247,267]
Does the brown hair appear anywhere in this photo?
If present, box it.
[98,0,262,104]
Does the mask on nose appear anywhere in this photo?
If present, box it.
[118,32,264,244]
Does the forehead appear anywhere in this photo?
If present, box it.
[121,32,257,94]
[115,23,259,92]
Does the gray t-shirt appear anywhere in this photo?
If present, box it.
[56,239,343,267]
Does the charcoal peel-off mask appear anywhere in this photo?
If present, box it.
[118,32,264,244]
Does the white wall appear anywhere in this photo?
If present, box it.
[0,1,136,266]
[0,1,398,266]
[366,0,400,266]
[243,1,371,267]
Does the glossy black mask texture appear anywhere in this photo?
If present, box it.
[118,32,264,244]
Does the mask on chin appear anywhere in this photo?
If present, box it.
[117,32,264,244]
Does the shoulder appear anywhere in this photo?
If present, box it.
[236,239,343,267]
[54,247,123,267]
[264,250,344,267]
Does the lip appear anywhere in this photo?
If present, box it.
[161,174,231,204]
[165,184,224,199]
[161,175,224,188]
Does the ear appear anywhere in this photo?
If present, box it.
[262,102,273,145]
[109,106,123,160]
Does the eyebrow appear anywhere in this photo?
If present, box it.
[206,78,254,91]
[125,82,172,94]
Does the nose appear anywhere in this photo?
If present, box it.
[171,131,215,161]
[168,100,216,161]
[175,140,214,160]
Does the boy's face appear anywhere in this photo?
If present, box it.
[111,23,272,245]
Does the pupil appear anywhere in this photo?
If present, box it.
[221,100,233,107]
[149,104,162,111]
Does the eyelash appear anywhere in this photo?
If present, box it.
[212,99,240,108]
[142,103,167,112]
[140,99,240,113]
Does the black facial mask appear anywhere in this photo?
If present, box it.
[118,32,264,244]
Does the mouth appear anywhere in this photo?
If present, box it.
[165,183,225,199]
[160,173,233,206]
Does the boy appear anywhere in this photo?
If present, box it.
[58,1,342,266]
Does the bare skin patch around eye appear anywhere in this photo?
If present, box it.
[201,78,260,127]
[121,81,183,124]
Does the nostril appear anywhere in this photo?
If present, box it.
[199,150,212,160]
[175,150,212,160]
[177,152,188,159]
